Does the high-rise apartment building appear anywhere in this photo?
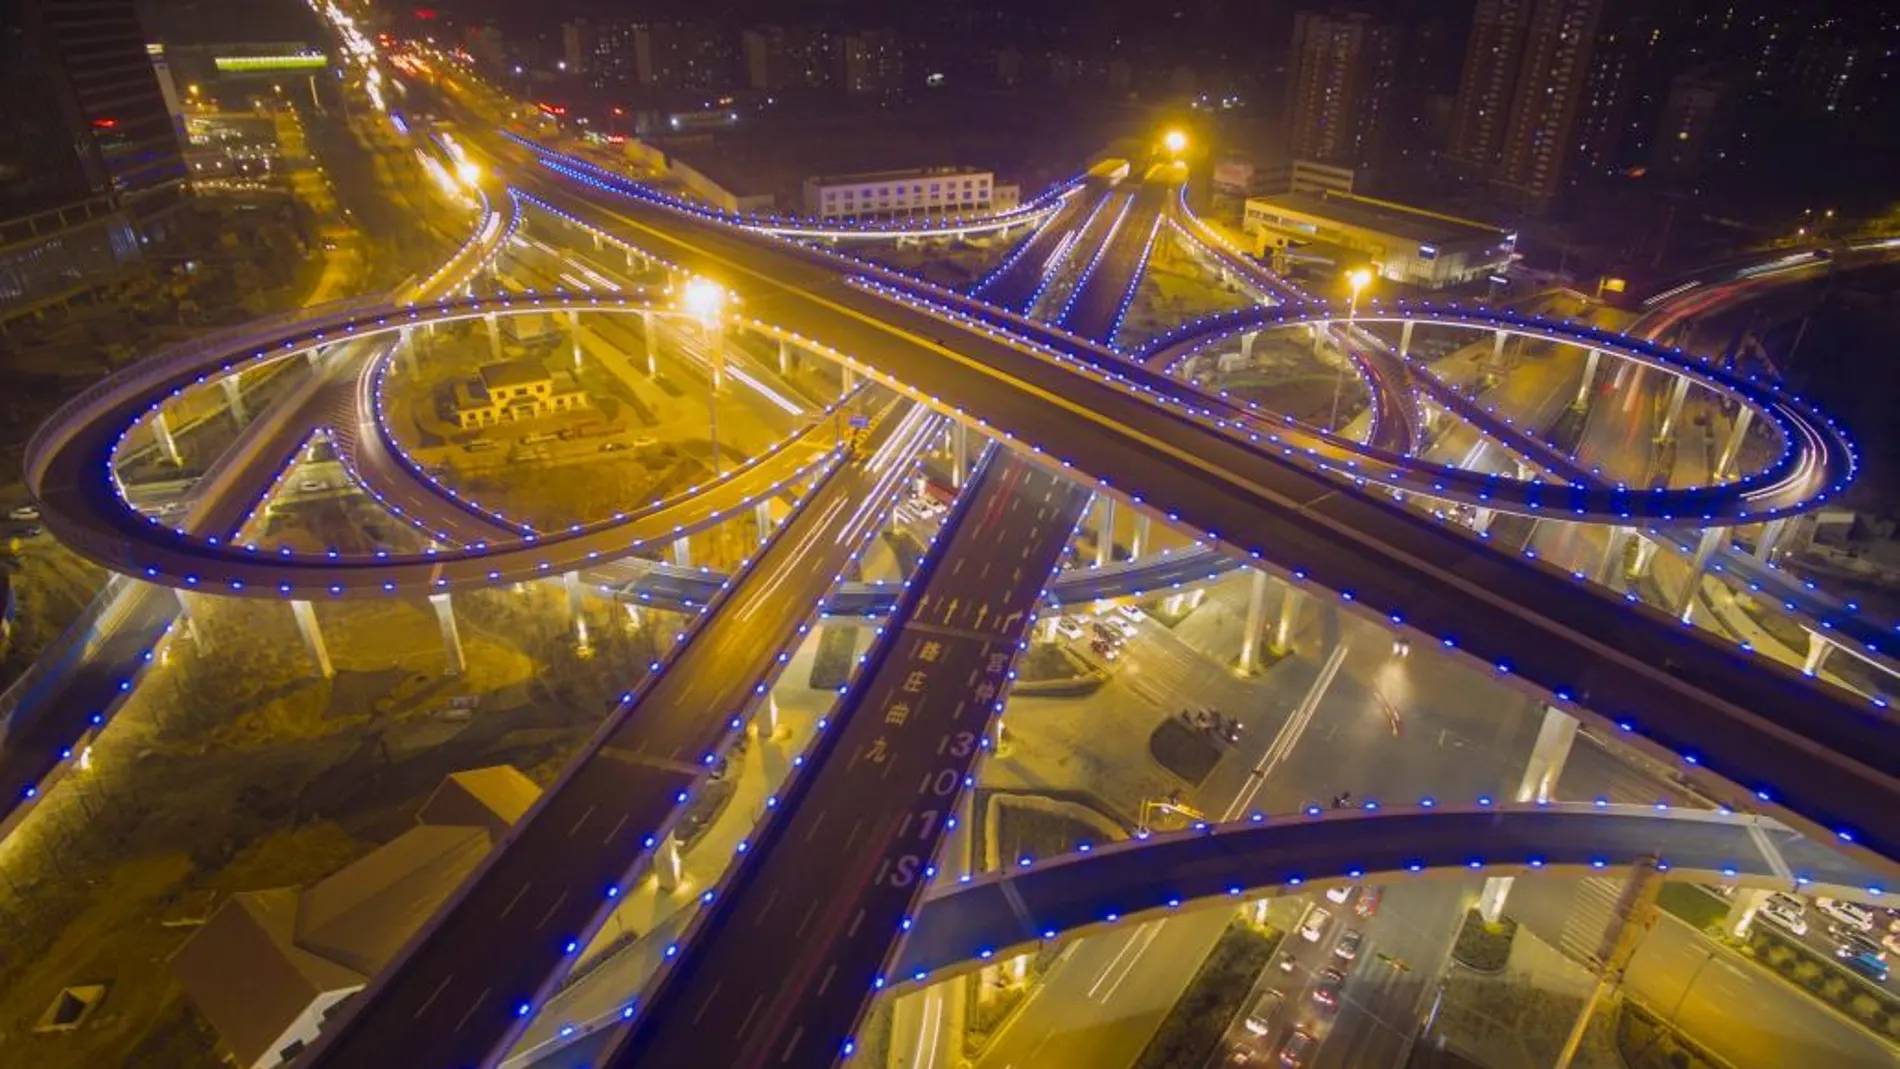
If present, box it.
[741,25,834,93]
[634,23,737,94]
[1445,0,1532,176]
[1285,10,1402,176]
[840,28,902,95]
[1446,0,1652,210]
[0,0,186,222]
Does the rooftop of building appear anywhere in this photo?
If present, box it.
[479,359,555,391]
[1248,191,1510,247]
[806,164,988,186]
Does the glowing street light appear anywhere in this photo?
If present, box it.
[1330,268,1374,431]
[1162,129,1188,157]
[454,160,482,189]
[681,276,726,324]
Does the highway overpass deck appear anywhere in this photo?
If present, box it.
[502,144,1900,874]
[293,401,943,1069]
[886,802,1889,990]
[607,451,1093,1069]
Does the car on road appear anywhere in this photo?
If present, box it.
[1334,929,1364,961]
[1089,638,1121,661]
[1097,604,1140,637]
[8,505,39,521]
[1355,888,1382,918]
[1311,968,1346,1009]
[1298,906,1332,943]
[1842,950,1890,984]
[1242,988,1285,1035]
[600,441,628,452]
[1757,899,1808,937]
[1836,932,1886,962]
[1277,1029,1318,1068]
[298,480,325,493]
[1090,621,1123,645]
[1325,885,1353,905]
[1820,898,1876,932]
[1226,1044,1260,1065]
[1054,617,1085,641]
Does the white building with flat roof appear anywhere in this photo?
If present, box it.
[802,166,994,220]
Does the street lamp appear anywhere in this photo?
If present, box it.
[681,278,729,472]
[1329,269,1373,431]
[454,160,482,189]
[1162,129,1188,157]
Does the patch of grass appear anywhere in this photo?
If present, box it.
[1131,919,1281,1069]
[1616,1000,1730,1069]
[1657,883,1729,933]
[993,801,1108,862]
[1147,717,1223,786]
[1742,925,1900,1027]
[1451,909,1516,973]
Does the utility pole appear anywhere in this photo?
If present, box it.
[1553,857,1663,1069]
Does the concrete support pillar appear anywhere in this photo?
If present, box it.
[1163,592,1190,617]
[1630,535,1660,579]
[1480,703,1579,923]
[1039,615,1059,642]
[1398,319,1415,358]
[1754,517,1788,562]
[842,364,856,396]
[152,409,182,466]
[777,337,793,375]
[952,422,969,489]
[563,570,584,624]
[1272,585,1300,654]
[1518,704,1579,805]
[755,499,773,543]
[1094,498,1116,567]
[671,537,692,568]
[290,600,334,679]
[1132,514,1151,558]
[174,588,201,646]
[1658,375,1691,440]
[484,311,502,361]
[431,592,467,676]
[641,310,658,376]
[307,343,326,368]
[707,324,726,393]
[1805,632,1834,677]
[1470,507,1496,535]
[1239,330,1257,363]
[1725,887,1771,937]
[756,693,781,739]
[1238,570,1269,673]
[1311,322,1328,355]
[221,376,248,425]
[399,325,418,376]
[1671,527,1723,621]
[655,832,684,893]
[566,310,583,368]
[1594,526,1632,588]
[1491,329,1507,364]
[1574,349,1600,410]
[1715,406,1756,481]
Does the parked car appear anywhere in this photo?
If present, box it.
[8,505,39,521]
[1757,900,1808,937]
[1311,968,1346,1009]
[1842,950,1890,983]
[1297,906,1332,943]
[1334,929,1364,961]
[1820,898,1876,932]
[1242,988,1285,1035]
[1089,638,1121,661]
[1054,617,1085,641]
[1277,1029,1318,1068]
